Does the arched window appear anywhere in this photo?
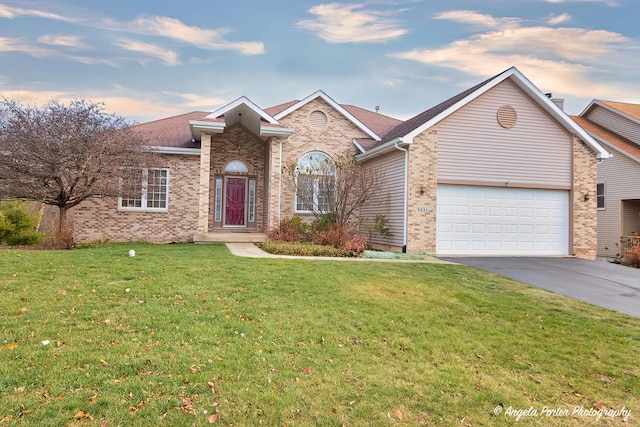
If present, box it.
[224,160,248,173]
[295,151,335,213]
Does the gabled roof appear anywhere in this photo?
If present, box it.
[273,90,382,141]
[358,67,611,160]
[205,96,279,124]
[580,99,640,125]
[572,115,640,163]
[192,96,294,141]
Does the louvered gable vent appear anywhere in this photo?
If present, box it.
[309,110,328,129]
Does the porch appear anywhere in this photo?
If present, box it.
[620,199,640,256]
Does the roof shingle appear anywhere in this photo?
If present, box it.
[572,115,640,160]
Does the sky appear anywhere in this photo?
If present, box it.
[1,0,639,123]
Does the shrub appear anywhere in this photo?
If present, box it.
[259,241,351,257]
[344,234,368,256]
[621,244,640,268]
[53,218,75,249]
[268,216,308,242]
[310,213,336,233]
[0,200,45,246]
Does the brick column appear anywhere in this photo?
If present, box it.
[266,137,283,231]
[571,136,597,259]
[197,133,212,235]
[405,128,438,253]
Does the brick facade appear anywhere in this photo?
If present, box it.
[208,125,269,232]
[405,128,438,253]
[73,154,200,243]
[275,98,369,226]
[571,136,598,259]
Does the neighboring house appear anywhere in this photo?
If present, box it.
[72,67,609,258]
[572,101,640,259]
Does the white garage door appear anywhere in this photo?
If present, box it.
[437,185,569,255]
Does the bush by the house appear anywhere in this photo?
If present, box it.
[259,241,353,257]
[343,234,368,255]
[264,214,368,257]
[268,216,309,242]
[0,200,45,246]
[619,232,640,268]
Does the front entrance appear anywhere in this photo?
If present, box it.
[225,177,246,226]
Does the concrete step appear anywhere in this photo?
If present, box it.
[194,232,268,243]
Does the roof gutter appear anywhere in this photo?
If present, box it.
[260,126,295,137]
[150,146,201,155]
[356,137,409,161]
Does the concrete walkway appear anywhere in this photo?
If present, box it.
[224,243,452,263]
[442,257,640,318]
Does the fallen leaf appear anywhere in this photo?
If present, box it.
[101,421,108,427]
[74,410,94,420]
[208,414,218,423]
[476,354,485,361]
[99,359,109,366]
[6,342,17,350]
[129,406,137,415]
[305,367,312,375]
[20,307,28,313]
[395,409,403,420]
[88,394,97,404]
[13,386,25,393]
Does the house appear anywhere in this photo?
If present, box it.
[572,101,640,259]
[71,67,609,258]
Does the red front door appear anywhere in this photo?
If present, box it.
[225,178,246,226]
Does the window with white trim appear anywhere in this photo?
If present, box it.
[597,182,605,210]
[119,168,169,211]
[248,179,256,222]
[214,178,223,221]
[295,151,335,213]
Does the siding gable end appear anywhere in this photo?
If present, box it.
[437,80,573,188]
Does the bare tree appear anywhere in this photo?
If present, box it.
[287,151,383,225]
[0,98,156,243]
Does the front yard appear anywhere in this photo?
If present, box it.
[0,244,638,426]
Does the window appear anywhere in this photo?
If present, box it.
[225,160,248,173]
[119,168,169,211]
[597,182,605,210]
[248,179,256,222]
[295,151,335,213]
[214,178,223,221]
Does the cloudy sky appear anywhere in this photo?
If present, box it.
[1,0,638,122]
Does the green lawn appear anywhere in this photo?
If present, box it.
[0,244,638,426]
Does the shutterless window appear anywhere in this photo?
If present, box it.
[295,151,335,213]
[597,182,605,210]
[119,168,169,211]
[248,179,256,223]
[214,178,223,221]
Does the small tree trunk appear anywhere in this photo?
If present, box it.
[58,205,67,236]
[55,205,74,248]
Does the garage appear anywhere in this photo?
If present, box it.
[436,184,569,255]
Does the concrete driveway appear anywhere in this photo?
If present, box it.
[440,257,640,318]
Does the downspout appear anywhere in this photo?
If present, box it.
[394,141,409,252]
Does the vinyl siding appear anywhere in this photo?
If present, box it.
[596,142,640,257]
[438,80,572,188]
[587,106,640,144]
[359,150,405,247]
